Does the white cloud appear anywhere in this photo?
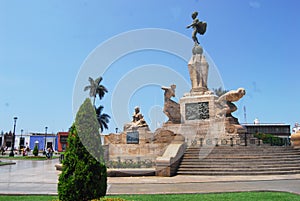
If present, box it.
[249,1,261,9]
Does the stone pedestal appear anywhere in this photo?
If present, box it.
[188,45,209,93]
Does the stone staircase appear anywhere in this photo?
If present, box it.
[177,146,300,175]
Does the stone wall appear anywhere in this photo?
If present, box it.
[106,143,169,161]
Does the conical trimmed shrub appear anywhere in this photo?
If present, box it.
[58,98,107,201]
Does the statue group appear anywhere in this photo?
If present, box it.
[159,11,246,138]
[122,11,246,141]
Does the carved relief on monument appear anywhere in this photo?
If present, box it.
[185,102,209,120]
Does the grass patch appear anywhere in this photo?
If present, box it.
[0,161,16,166]
[109,192,300,201]
[0,192,300,201]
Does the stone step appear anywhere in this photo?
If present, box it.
[182,158,300,162]
[188,145,294,148]
[181,158,300,163]
[186,147,299,151]
[183,150,300,156]
[176,170,300,176]
[186,148,300,152]
[177,166,300,171]
[183,154,300,160]
[185,148,300,153]
[182,155,300,160]
[182,160,300,164]
[179,163,300,168]
[178,165,300,170]
[187,153,300,156]
[176,146,300,176]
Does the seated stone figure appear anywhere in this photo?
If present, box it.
[124,106,149,131]
[132,106,148,127]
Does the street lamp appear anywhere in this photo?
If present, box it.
[9,117,18,157]
[43,126,48,155]
[19,129,24,154]
[1,131,3,147]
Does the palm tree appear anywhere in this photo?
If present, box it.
[84,76,110,132]
[95,106,110,133]
[84,76,108,106]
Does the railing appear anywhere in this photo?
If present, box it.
[186,133,291,147]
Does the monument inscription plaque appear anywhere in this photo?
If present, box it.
[185,102,209,120]
[126,131,139,144]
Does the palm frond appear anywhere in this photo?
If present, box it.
[94,105,110,132]
[88,77,94,85]
[84,86,91,91]
[95,76,103,85]
[97,85,108,100]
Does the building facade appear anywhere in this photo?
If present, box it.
[29,133,58,151]
[243,123,291,138]
[57,132,69,152]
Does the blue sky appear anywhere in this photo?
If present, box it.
[1,0,300,134]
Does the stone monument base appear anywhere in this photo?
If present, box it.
[160,92,246,146]
[104,127,185,162]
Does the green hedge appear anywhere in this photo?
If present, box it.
[254,133,286,146]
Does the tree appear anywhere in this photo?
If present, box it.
[58,98,107,201]
[84,76,108,106]
[213,87,229,97]
[95,105,110,133]
[84,76,110,133]
[33,145,38,156]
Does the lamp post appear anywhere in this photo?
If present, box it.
[9,117,18,157]
[19,129,23,154]
[21,129,23,146]
[1,131,3,147]
[43,126,48,155]
[0,131,3,155]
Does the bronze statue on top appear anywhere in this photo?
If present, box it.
[186,11,207,45]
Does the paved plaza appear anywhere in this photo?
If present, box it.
[0,159,300,195]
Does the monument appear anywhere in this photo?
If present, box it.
[162,11,246,146]
[104,11,247,174]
